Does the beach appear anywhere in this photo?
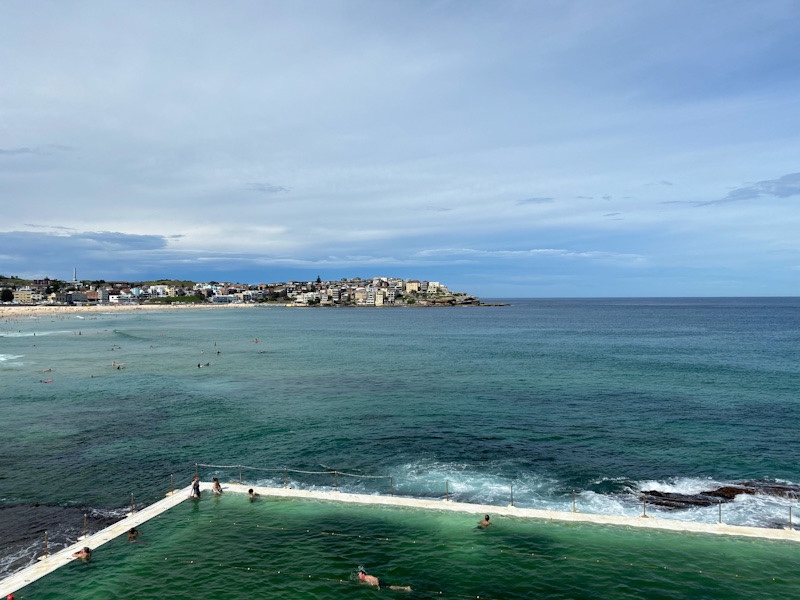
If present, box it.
[0,302,259,320]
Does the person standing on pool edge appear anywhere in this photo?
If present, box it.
[190,475,201,499]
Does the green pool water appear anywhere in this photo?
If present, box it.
[16,494,800,599]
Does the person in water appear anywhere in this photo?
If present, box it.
[72,547,92,561]
[248,488,258,501]
[128,527,141,542]
[190,475,201,499]
[357,568,411,591]
[358,569,380,587]
[478,514,491,528]
[212,477,223,494]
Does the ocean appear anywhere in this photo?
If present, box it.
[1,298,799,598]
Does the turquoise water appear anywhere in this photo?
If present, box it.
[2,298,799,596]
[15,496,800,599]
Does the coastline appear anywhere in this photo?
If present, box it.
[0,302,258,321]
[0,300,499,321]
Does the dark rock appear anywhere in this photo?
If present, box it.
[640,480,800,510]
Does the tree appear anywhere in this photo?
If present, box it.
[1,289,14,302]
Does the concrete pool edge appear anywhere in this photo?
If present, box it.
[2,481,798,597]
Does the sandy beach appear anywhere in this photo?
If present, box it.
[0,302,259,321]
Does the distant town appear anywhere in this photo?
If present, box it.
[0,273,481,307]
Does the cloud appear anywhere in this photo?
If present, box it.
[516,197,554,205]
[245,182,290,194]
[415,247,646,265]
[0,230,170,277]
[0,147,39,156]
[0,145,73,156]
[0,1,797,295]
[706,172,800,205]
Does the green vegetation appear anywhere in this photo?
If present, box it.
[0,275,30,286]
[1,288,14,302]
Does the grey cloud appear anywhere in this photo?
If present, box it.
[416,247,645,264]
[516,197,554,205]
[24,224,77,231]
[246,182,290,194]
[706,172,800,205]
[0,147,39,156]
[0,230,168,259]
[645,180,673,187]
[0,145,73,156]
[71,231,169,250]
[0,230,173,279]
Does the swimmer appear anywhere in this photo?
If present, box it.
[358,568,380,587]
[357,568,411,591]
[248,488,258,501]
[128,527,141,542]
[478,514,491,528]
[212,477,223,494]
[72,546,92,561]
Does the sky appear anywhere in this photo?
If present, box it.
[1,0,798,297]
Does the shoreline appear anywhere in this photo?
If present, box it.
[1,301,503,321]
[0,303,258,320]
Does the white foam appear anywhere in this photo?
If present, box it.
[0,354,24,363]
[0,330,71,338]
[633,476,726,495]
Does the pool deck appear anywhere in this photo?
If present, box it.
[2,481,798,597]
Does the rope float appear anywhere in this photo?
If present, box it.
[178,518,800,586]
[158,552,800,595]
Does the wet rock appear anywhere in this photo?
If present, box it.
[640,481,800,509]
